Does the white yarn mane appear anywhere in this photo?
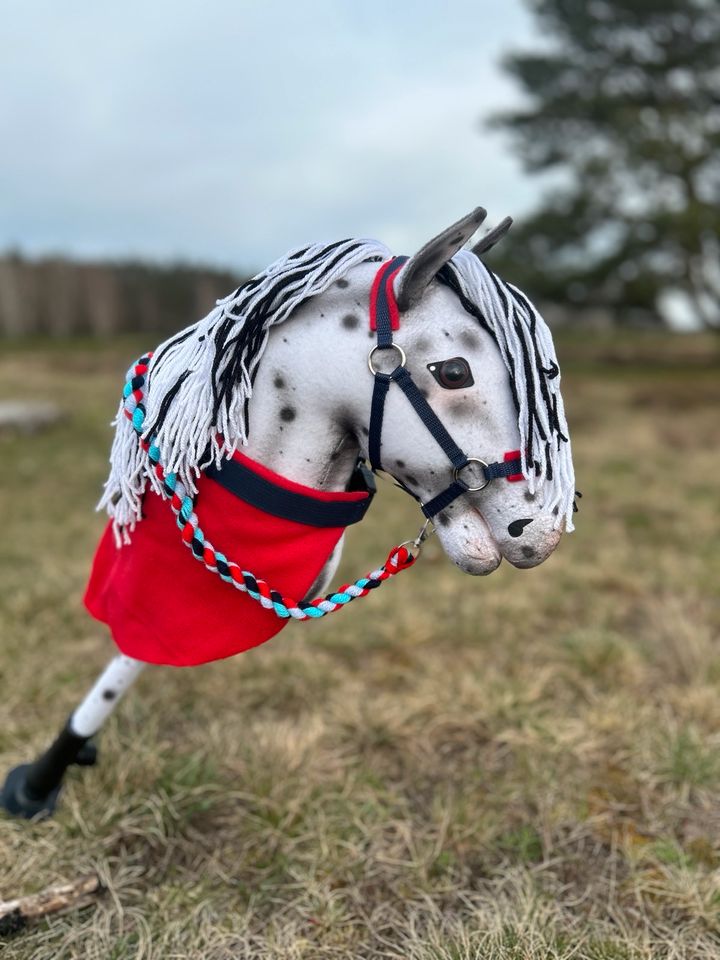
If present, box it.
[99,238,575,539]
[441,250,575,532]
[100,238,390,536]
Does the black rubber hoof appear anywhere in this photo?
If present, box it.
[0,764,61,819]
[74,741,98,767]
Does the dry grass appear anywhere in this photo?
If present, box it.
[0,333,719,959]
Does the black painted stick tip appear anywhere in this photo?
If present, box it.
[0,764,62,820]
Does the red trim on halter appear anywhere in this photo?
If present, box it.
[504,449,525,482]
[369,260,405,332]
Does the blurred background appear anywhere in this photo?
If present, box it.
[1,3,719,959]
[2,0,717,338]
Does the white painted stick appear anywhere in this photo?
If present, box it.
[70,655,146,738]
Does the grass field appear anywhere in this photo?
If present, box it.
[0,334,719,959]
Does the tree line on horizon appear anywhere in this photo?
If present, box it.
[0,253,243,338]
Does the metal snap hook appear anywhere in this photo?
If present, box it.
[453,457,491,491]
[397,518,434,560]
[368,343,407,375]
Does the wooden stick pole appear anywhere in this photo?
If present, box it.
[0,875,102,936]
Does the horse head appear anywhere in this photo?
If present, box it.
[102,208,574,582]
[353,207,573,574]
[237,207,575,579]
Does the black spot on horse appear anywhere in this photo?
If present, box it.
[336,278,349,288]
[280,406,296,422]
[341,314,360,330]
[415,337,430,354]
[460,330,479,350]
[405,475,419,488]
[436,511,450,526]
[102,689,116,701]
[521,546,536,559]
[395,459,406,469]
[274,374,286,389]
[335,409,355,435]
[508,518,533,538]
[524,492,537,503]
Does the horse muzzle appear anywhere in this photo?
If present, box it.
[495,513,564,569]
[434,505,563,575]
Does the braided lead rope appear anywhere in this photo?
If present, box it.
[119,355,420,621]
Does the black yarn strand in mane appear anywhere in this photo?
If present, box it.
[510,279,566,442]
[174,239,369,439]
[150,328,195,377]
[437,264,496,340]
[486,268,543,457]
[505,281,566,434]
[436,264,523,419]
[141,370,191,442]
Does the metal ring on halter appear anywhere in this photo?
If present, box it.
[453,457,491,491]
[368,343,407,375]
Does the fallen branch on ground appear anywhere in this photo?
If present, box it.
[0,875,102,937]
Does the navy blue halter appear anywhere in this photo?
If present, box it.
[366,257,524,520]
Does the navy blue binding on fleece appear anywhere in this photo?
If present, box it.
[367,256,523,519]
[206,457,375,528]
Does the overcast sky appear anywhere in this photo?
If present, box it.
[1,1,542,271]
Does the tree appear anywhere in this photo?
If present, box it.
[490,0,720,328]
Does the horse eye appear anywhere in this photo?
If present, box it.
[426,357,474,390]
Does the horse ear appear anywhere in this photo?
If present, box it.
[395,207,487,311]
[471,216,513,257]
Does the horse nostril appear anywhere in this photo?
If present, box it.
[508,518,533,538]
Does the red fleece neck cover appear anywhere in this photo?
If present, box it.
[84,451,367,666]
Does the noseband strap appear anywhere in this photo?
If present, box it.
[366,257,523,519]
